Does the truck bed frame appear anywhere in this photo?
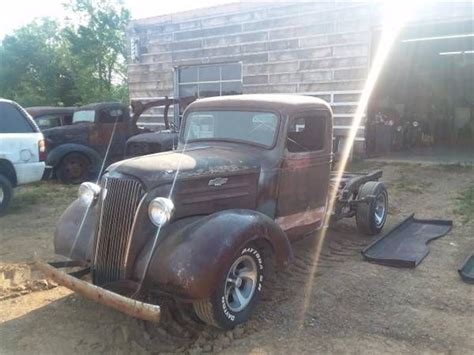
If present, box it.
[331,170,383,220]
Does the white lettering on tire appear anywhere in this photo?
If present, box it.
[241,247,264,292]
[221,296,235,321]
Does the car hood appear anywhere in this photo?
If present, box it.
[43,123,93,147]
[107,145,262,190]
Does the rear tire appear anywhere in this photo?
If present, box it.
[0,174,13,216]
[193,243,265,329]
[356,181,388,235]
[57,152,90,184]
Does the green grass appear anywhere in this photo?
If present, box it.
[10,181,76,212]
[391,172,433,194]
[389,164,434,194]
[344,159,386,172]
[454,185,474,224]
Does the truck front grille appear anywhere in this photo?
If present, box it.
[93,176,144,285]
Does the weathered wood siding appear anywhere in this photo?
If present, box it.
[128,1,472,151]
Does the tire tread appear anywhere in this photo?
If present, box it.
[356,181,387,235]
[193,298,218,327]
[0,174,13,216]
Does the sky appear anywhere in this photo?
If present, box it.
[0,0,236,40]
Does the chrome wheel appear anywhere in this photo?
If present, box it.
[224,255,258,312]
[0,186,4,203]
[374,192,387,227]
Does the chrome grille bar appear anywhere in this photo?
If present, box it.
[93,176,144,285]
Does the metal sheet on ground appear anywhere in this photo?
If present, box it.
[458,254,474,284]
[362,214,453,268]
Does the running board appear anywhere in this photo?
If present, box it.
[361,214,453,268]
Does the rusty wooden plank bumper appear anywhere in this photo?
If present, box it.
[35,258,161,323]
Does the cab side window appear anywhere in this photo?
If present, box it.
[63,114,73,125]
[286,114,326,153]
[35,114,62,130]
[0,102,34,133]
[98,108,125,123]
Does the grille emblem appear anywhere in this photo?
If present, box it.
[208,177,228,187]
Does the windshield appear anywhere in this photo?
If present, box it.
[183,110,279,148]
[73,110,95,124]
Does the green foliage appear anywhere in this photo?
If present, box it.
[0,19,78,106]
[63,0,130,103]
[0,0,130,107]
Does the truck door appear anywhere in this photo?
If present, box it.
[276,110,332,237]
[94,107,131,159]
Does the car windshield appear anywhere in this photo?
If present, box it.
[183,110,279,148]
[73,110,95,124]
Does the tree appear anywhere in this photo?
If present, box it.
[0,0,130,106]
[63,0,130,103]
[0,19,80,106]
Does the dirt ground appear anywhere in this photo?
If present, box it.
[1,162,473,354]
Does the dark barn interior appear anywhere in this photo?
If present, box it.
[368,20,473,162]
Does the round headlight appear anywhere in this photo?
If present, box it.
[78,182,101,205]
[148,197,174,227]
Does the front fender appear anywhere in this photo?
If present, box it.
[134,209,293,300]
[47,143,102,170]
[54,198,98,262]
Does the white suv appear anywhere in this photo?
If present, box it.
[0,98,46,215]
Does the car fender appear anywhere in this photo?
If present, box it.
[47,143,102,170]
[54,197,98,261]
[133,209,293,300]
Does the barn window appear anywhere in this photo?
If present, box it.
[178,63,242,101]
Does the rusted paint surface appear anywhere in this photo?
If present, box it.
[132,210,293,300]
[276,206,326,232]
[43,103,140,158]
[54,94,335,310]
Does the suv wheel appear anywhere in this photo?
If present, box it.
[0,174,13,216]
[57,153,90,184]
[193,243,265,329]
[356,181,388,235]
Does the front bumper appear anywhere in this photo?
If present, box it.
[35,258,161,322]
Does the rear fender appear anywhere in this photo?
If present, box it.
[133,209,293,300]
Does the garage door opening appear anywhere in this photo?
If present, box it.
[367,20,473,164]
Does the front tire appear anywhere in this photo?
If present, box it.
[193,244,265,329]
[56,152,90,184]
[0,174,13,216]
[356,181,388,235]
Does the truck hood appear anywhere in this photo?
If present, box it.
[107,145,261,190]
[43,123,93,147]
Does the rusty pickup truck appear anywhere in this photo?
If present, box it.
[38,94,388,329]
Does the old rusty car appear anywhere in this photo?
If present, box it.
[38,95,388,329]
[124,97,196,158]
[43,102,143,184]
[26,106,76,130]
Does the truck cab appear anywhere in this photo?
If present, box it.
[42,94,388,329]
[43,102,144,183]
